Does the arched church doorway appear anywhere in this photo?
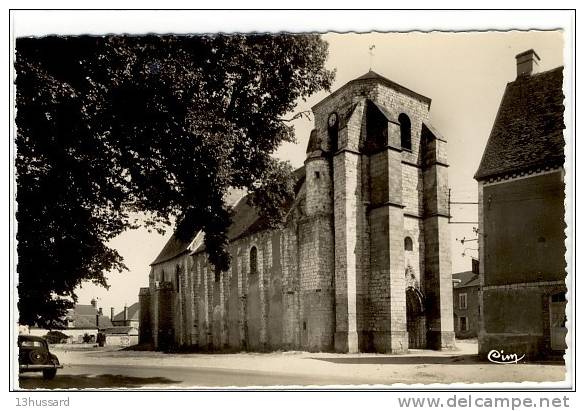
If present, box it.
[406,287,426,349]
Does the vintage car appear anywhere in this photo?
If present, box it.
[18,335,63,380]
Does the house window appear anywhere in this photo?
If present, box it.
[404,236,413,251]
[398,113,412,151]
[459,293,468,310]
[250,246,258,275]
[175,266,180,293]
[459,316,468,332]
[160,270,165,283]
[315,171,320,179]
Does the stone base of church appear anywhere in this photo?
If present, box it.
[371,331,409,354]
[334,330,359,353]
[427,330,456,350]
[331,329,456,353]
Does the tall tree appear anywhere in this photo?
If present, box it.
[15,34,334,327]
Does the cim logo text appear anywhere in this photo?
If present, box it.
[487,349,526,364]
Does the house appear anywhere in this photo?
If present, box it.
[140,70,455,353]
[63,299,113,343]
[474,50,566,359]
[453,259,480,338]
[111,302,140,328]
[22,299,112,343]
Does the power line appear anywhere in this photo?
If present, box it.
[448,188,479,224]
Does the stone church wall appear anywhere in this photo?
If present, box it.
[185,230,286,351]
[140,72,455,354]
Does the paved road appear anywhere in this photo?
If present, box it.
[17,340,566,389]
[19,363,374,389]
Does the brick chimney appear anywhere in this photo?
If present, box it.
[472,258,479,274]
[98,307,103,316]
[516,49,540,77]
[111,307,115,321]
[123,305,128,323]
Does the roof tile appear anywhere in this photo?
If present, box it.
[475,67,565,180]
[113,302,140,322]
[453,271,480,288]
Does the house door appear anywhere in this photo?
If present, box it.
[550,292,567,351]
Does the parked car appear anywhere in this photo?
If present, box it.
[18,335,63,380]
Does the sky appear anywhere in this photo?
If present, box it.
[13,24,565,314]
[70,30,565,315]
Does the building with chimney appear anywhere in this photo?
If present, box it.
[24,299,113,343]
[111,303,140,328]
[140,70,455,353]
[452,259,480,339]
[475,50,566,359]
[63,299,112,342]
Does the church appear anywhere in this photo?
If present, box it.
[139,70,455,353]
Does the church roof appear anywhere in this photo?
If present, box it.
[150,167,305,258]
[150,189,246,265]
[224,166,305,243]
[225,194,267,242]
[312,70,432,111]
[475,67,565,181]
[149,228,197,266]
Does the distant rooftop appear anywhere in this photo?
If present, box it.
[113,302,140,322]
[66,304,112,330]
[453,271,480,289]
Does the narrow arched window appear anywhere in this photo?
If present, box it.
[404,236,413,251]
[327,112,339,153]
[250,246,258,275]
[366,101,388,151]
[399,113,412,151]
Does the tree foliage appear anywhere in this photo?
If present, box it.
[15,34,334,327]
